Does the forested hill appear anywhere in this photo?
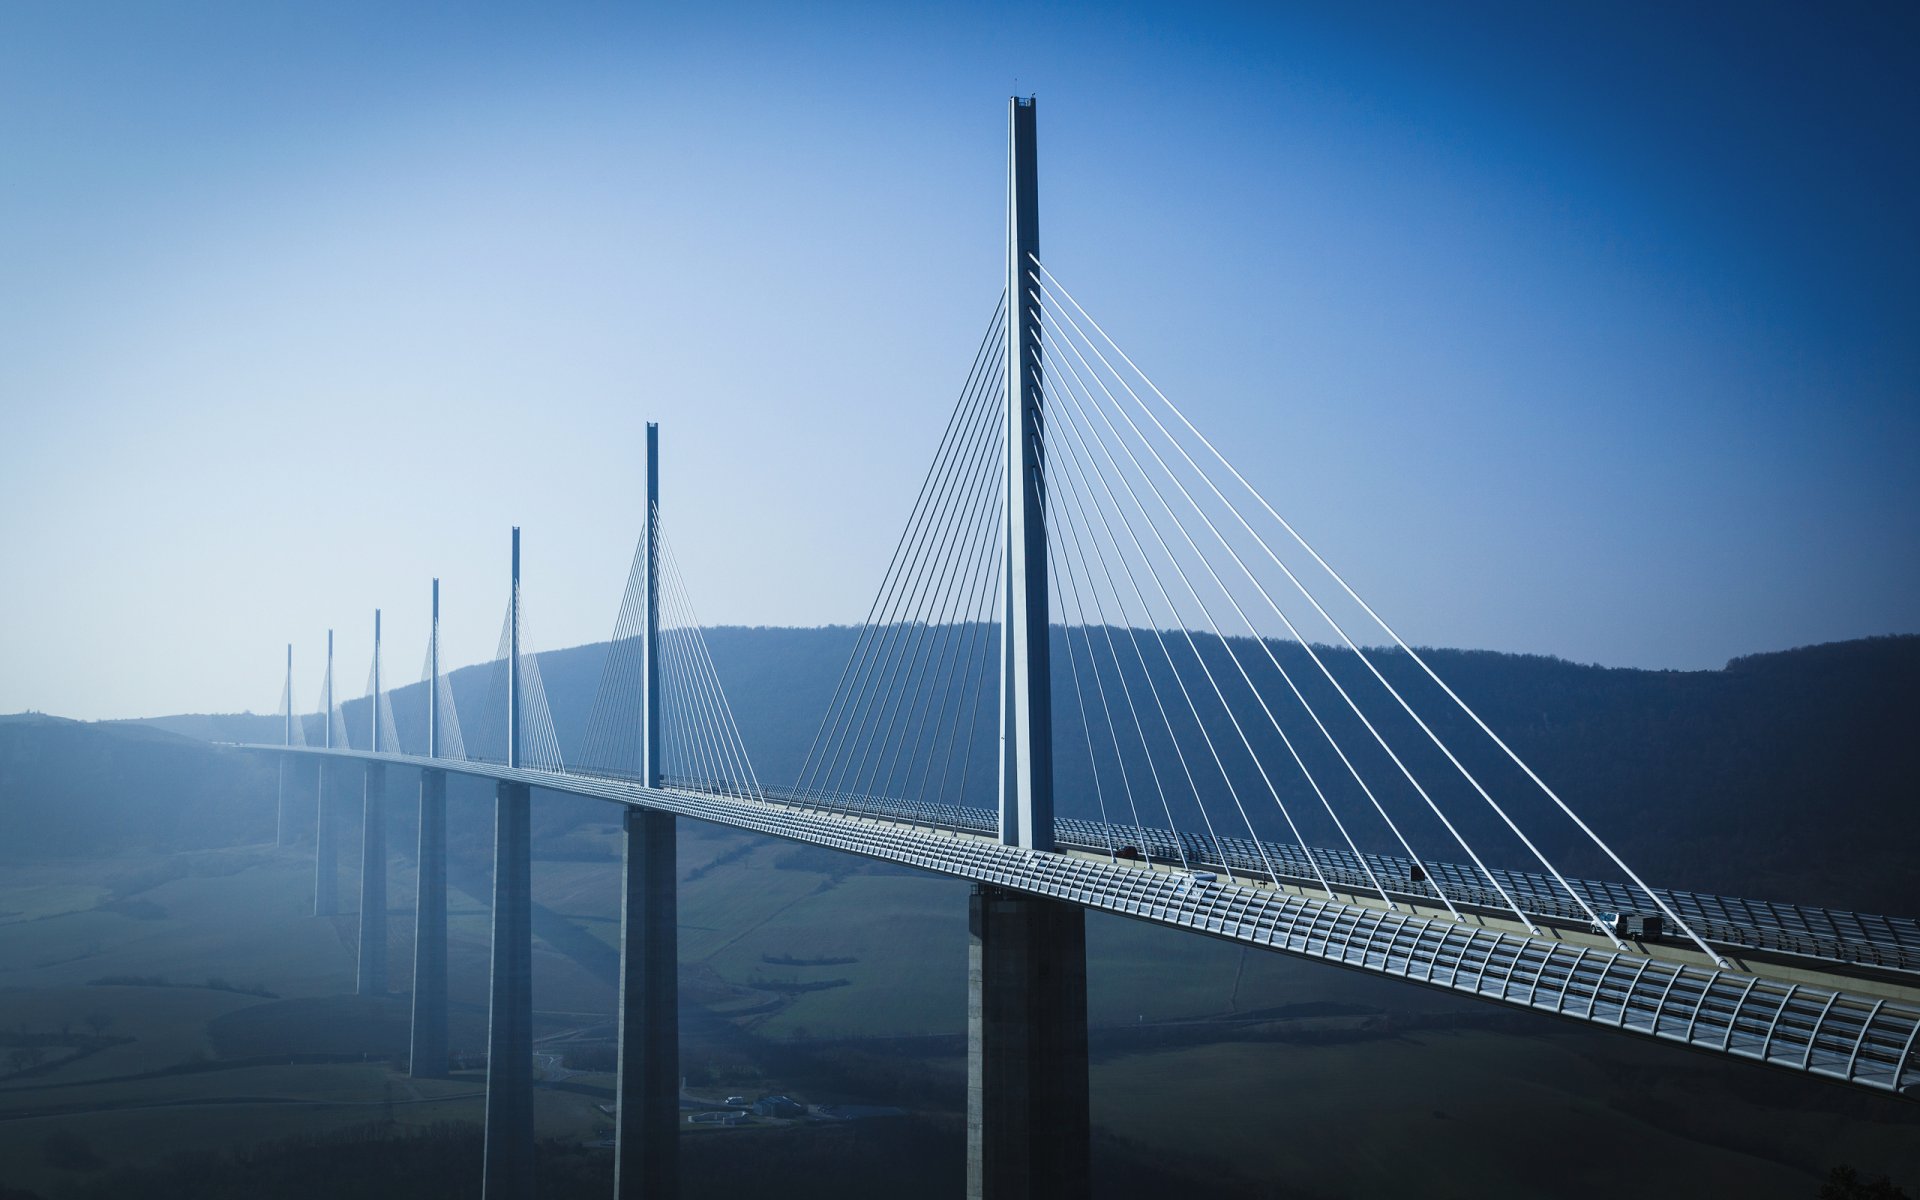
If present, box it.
[101,632,1920,917]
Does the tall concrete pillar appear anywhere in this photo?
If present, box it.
[315,628,337,916]
[314,759,338,916]
[967,884,1089,1200]
[613,422,676,1197]
[614,807,677,1198]
[484,783,533,1197]
[357,763,388,995]
[485,530,534,1198]
[278,642,292,847]
[999,95,1052,852]
[411,768,448,1077]
[357,609,389,997]
[413,578,449,1078]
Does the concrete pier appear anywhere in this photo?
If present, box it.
[356,763,388,995]
[314,760,337,916]
[614,807,678,1198]
[410,768,448,1077]
[967,884,1090,1200]
[483,779,533,1199]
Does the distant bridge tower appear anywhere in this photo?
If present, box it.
[277,642,291,847]
[1000,98,1052,853]
[357,609,388,996]
[614,421,680,1198]
[314,628,338,916]
[972,95,1091,1200]
[485,529,535,1199]
[411,579,449,1078]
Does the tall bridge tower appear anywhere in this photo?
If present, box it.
[357,609,388,997]
[614,422,679,1197]
[410,579,449,1078]
[972,95,1092,1200]
[313,628,337,916]
[485,528,535,1199]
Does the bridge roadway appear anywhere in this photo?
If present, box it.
[798,787,1920,975]
[251,743,1920,1099]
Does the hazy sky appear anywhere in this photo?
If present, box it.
[2,2,1914,721]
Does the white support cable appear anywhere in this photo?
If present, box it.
[520,652,559,770]
[660,552,751,797]
[1030,267,1678,953]
[848,439,996,801]
[376,646,403,759]
[650,566,718,788]
[1043,354,1379,902]
[592,516,666,781]
[655,626,691,784]
[436,670,467,762]
[1045,446,1188,870]
[500,590,564,772]
[1029,259,1720,963]
[660,531,764,797]
[811,362,1004,808]
[839,359,1004,800]
[580,523,654,778]
[1042,483,1150,846]
[605,537,661,779]
[667,622,733,793]
[1036,477,1122,859]
[877,423,1007,806]
[418,640,437,756]
[931,537,1003,814]
[686,618,764,798]
[659,590,730,792]
[1034,276,1601,935]
[900,466,1003,811]
[865,415,1007,801]
[512,601,565,772]
[478,602,515,764]
[1043,318,1480,921]
[1037,316,1401,910]
[1036,386,1278,889]
[1036,384,1301,895]
[287,676,309,748]
[1043,397,1217,874]
[660,618,724,789]
[804,357,1004,802]
[798,300,1007,789]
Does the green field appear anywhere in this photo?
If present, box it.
[3,829,1918,1198]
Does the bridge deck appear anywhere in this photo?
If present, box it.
[780,786,1920,977]
[247,744,1920,1099]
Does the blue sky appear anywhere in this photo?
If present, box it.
[1,1,1914,720]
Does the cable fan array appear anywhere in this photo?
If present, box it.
[263,261,1722,970]
[299,658,348,751]
[1018,256,1718,961]
[362,645,402,755]
[789,269,1720,964]
[576,507,762,798]
[277,668,308,749]
[418,635,467,760]
[472,584,565,771]
[793,297,1007,819]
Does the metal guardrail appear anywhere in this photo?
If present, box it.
[248,746,1920,1099]
[772,784,1920,974]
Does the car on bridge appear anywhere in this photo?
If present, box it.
[1592,911,1665,941]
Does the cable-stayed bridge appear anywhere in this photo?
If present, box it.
[240,99,1918,1200]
